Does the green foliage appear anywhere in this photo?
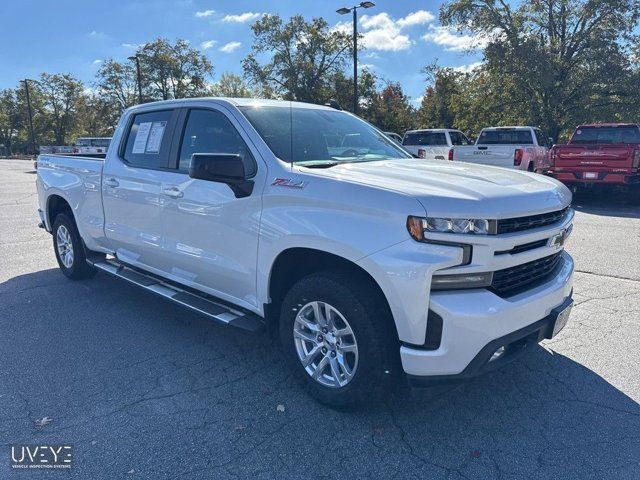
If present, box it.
[242,14,352,102]
[437,0,640,140]
[362,80,416,134]
[138,38,213,101]
[209,73,254,98]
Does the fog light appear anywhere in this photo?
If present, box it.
[489,346,506,362]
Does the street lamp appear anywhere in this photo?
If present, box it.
[21,79,37,156]
[337,1,375,115]
[128,55,143,104]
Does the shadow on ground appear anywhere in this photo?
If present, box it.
[1,269,638,479]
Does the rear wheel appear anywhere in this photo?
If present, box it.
[52,213,96,280]
[279,271,399,408]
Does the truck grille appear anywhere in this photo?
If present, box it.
[497,207,569,234]
[491,252,564,297]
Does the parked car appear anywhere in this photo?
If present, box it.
[402,128,471,160]
[384,132,403,145]
[36,98,575,407]
[452,126,551,172]
[548,123,640,192]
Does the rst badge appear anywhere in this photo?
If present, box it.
[10,445,73,469]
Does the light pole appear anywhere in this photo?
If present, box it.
[337,1,374,115]
[128,55,143,104]
[21,79,37,155]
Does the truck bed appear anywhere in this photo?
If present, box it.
[36,154,105,250]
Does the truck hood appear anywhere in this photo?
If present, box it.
[309,159,571,218]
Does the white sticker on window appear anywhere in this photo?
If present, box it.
[145,121,167,154]
[132,122,152,154]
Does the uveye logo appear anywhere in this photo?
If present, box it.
[10,445,73,469]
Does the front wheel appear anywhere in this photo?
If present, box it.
[279,271,400,408]
[52,213,96,280]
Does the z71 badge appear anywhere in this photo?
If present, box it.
[271,178,308,189]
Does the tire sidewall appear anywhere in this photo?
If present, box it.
[53,214,85,278]
[279,273,394,407]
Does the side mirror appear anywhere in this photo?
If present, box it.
[189,153,254,198]
[548,137,554,147]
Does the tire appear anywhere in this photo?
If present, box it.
[279,271,400,408]
[52,213,96,280]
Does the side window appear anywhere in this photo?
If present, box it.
[123,110,173,168]
[534,129,546,147]
[449,131,470,146]
[178,109,256,176]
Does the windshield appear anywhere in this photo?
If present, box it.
[476,129,534,145]
[239,106,411,166]
[571,126,640,144]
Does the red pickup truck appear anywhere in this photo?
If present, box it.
[548,123,640,191]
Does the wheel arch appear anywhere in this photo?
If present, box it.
[266,247,397,337]
[46,194,74,228]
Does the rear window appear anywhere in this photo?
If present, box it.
[571,126,640,144]
[477,129,534,145]
[403,132,447,146]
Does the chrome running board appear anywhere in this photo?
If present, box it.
[87,256,264,333]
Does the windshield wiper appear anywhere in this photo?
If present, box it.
[299,162,340,169]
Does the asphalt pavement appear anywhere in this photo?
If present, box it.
[1,159,638,479]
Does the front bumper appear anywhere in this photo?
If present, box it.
[406,295,572,387]
[401,251,574,379]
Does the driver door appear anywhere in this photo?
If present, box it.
[158,107,265,310]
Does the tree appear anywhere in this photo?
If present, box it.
[38,73,84,145]
[209,73,254,98]
[362,81,416,134]
[75,94,118,138]
[417,64,462,129]
[243,15,352,103]
[138,38,213,101]
[0,89,20,155]
[440,0,640,140]
[95,59,138,111]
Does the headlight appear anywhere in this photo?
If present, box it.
[407,216,496,240]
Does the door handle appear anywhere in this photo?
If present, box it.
[162,186,184,198]
[104,178,119,188]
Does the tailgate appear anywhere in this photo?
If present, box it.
[453,145,514,167]
[554,145,634,168]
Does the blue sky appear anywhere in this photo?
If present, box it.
[0,0,485,104]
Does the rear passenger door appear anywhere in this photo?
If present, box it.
[102,108,180,271]
[158,106,265,310]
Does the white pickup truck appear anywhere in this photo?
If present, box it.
[452,126,551,172]
[36,98,575,407]
[402,128,471,160]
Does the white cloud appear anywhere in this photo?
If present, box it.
[92,59,103,65]
[89,31,106,39]
[396,10,435,28]
[422,26,490,52]
[121,43,142,49]
[453,61,483,73]
[200,40,217,50]
[341,10,436,52]
[195,9,215,18]
[222,12,261,23]
[219,41,242,53]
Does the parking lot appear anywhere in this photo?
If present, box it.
[1,158,639,479]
